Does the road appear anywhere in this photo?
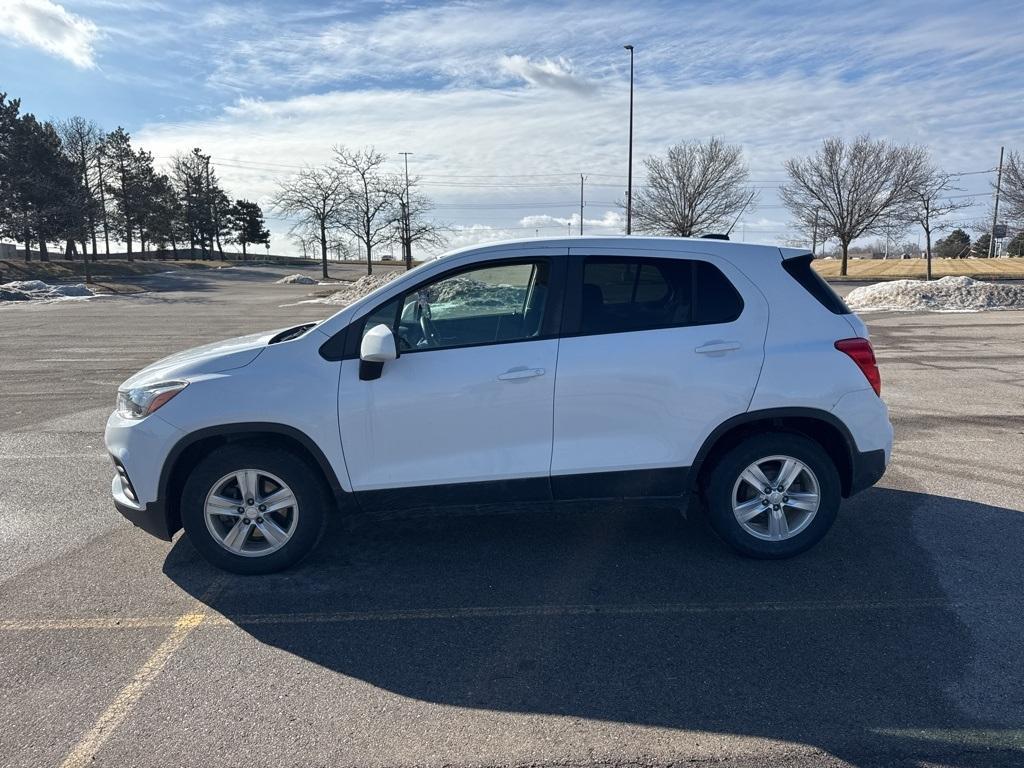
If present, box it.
[1,264,1023,768]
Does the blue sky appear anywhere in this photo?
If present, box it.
[1,0,1020,254]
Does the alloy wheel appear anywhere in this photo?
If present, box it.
[731,455,820,541]
[204,469,299,557]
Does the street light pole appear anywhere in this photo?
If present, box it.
[398,151,413,269]
[624,44,634,236]
[579,174,586,235]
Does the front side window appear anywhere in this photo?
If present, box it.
[579,256,742,335]
[360,261,550,352]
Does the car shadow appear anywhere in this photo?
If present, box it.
[164,487,1024,766]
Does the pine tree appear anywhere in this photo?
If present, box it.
[227,199,270,257]
[971,233,992,258]
[102,128,142,260]
[1006,230,1024,257]
[0,101,86,262]
[934,228,971,259]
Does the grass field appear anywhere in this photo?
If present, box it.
[813,257,1024,280]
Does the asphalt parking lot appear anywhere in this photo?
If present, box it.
[1,264,1023,768]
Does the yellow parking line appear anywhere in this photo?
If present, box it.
[214,596,1009,625]
[4,595,1016,636]
[0,616,181,631]
[58,612,205,768]
[57,580,224,768]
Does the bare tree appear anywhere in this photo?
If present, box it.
[1001,151,1024,225]
[781,135,929,276]
[170,150,207,257]
[903,164,973,279]
[56,116,102,260]
[272,165,347,278]
[631,138,755,237]
[332,146,400,275]
[289,224,318,260]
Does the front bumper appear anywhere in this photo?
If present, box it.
[105,410,182,540]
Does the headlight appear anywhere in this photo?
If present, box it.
[116,381,188,420]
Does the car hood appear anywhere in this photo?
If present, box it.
[120,328,283,389]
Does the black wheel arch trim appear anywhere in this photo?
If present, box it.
[156,422,348,536]
[687,407,871,498]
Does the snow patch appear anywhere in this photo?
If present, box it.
[276,273,320,285]
[0,280,96,302]
[846,276,1024,312]
[300,272,401,306]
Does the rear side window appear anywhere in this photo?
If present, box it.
[579,256,742,335]
[782,255,850,315]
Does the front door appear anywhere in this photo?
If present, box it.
[338,257,563,506]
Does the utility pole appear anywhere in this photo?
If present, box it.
[579,174,586,235]
[202,153,215,259]
[398,152,413,268]
[990,146,1004,259]
[399,200,408,264]
[624,44,634,235]
[811,207,820,255]
[97,145,110,256]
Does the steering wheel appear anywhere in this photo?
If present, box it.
[416,298,440,346]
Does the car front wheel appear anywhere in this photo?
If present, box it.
[704,433,840,559]
[180,444,329,574]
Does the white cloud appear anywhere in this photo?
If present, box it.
[123,1,1019,256]
[521,211,623,229]
[0,0,100,68]
[500,55,596,95]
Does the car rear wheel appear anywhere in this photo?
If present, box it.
[704,433,840,559]
[181,444,329,574]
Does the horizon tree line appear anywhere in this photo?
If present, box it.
[632,135,1022,277]
[4,90,1022,278]
[0,92,270,264]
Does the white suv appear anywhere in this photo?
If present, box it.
[105,237,892,573]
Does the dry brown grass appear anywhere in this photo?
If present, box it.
[812,258,1024,280]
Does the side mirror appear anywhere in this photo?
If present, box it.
[359,324,397,380]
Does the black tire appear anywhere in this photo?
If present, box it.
[180,443,331,574]
[704,432,840,559]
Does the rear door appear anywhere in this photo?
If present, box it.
[550,248,768,498]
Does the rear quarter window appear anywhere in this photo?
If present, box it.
[781,255,851,315]
[693,260,743,324]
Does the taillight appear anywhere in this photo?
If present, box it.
[835,338,881,396]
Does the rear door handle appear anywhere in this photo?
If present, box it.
[695,341,741,355]
[498,367,546,381]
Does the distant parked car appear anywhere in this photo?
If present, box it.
[105,237,892,573]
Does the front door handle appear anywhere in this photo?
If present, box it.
[695,341,741,355]
[498,367,546,381]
